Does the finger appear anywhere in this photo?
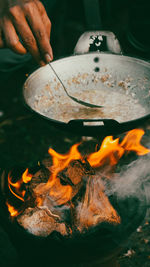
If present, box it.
[24,1,53,62]
[35,1,51,39]
[8,5,44,64]
[40,12,53,61]
[37,2,53,61]
[1,16,27,54]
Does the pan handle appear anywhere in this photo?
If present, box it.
[68,119,120,128]
[74,31,122,55]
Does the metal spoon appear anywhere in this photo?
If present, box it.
[48,63,103,109]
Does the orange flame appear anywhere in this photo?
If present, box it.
[8,168,33,203]
[8,173,25,202]
[48,143,82,180]
[35,144,81,205]
[22,168,32,183]
[120,129,150,155]
[6,201,19,217]
[87,136,124,167]
[6,129,150,222]
[87,129,150,168]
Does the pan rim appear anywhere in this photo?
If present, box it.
[23,52,150,85]
[22,52,150,135]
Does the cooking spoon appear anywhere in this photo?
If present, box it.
[48,63,103,108]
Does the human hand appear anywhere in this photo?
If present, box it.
[0,0,53,66]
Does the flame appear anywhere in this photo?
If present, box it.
[8,168,33,203]
[48,143,82,180]
[121,129,150,155]
[87,129,150,168]
[8,173,25,202]
[6,201,19,217]
[48,144,81,204]
[22,168,32,183]
[6,129,150,225]
[87,136,124,167]
[35,144,81,206]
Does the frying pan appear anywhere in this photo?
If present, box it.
[23,31,150,136]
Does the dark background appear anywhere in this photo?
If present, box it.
[49,0,150,59]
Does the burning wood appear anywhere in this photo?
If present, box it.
[76,176,120,232]
[59,159,94,185]
[5,129,150,238]
[17,207,67,237]
[15,159,95,237]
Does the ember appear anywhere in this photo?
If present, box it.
[6,129,150,237]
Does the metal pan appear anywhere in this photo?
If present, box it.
[23,31,150,136]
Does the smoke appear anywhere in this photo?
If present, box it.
[76,175,121,231]
[105,154,150,206]
[76,152,150,230]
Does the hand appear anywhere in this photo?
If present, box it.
[0,0,53,66]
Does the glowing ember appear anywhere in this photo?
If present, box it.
[5,129,150,236]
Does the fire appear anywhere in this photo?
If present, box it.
[34,144,81,205]
[87,129,150,168]
[120,129,150,155]
[87,136,124,167]
[8,173,25,202]
[6,201,19,217]
[22,168,32,183]
[48,143,82,187]
[6,129,150,230]
[48,144,81,204]
[8,168,33,202]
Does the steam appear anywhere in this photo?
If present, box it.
[105,154,150,205]
[76,150,150,231]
